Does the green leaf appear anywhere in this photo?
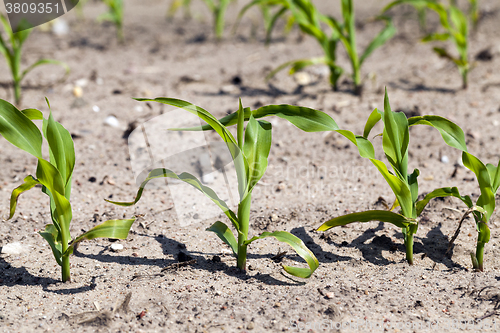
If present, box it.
[9,175,40,219]
[39,224,62,266]
[36,159,72,239]
[416,186,472,216]
[20,59,69,82]
[371,159,413,217]
[408,115,467,152]
[106,168,239,230]
[265,57,331,81]
[65,218,135,256]
[363,108,382,139]
[381,89,409,179]
[170,104,340,133]
[243,116,272,191]
[207,221,238,256]
[252,104,340,132]
[336,130,375,159]
[462,152,496,222]
[422,32,450,42]
[20,108,43,120]
[244,231,319,278]
[0,99,42,158]
[408,168,419,203]
[477,222,490,244]
[486,161,500,194]
[318,210,411,231]
[43,112,76,190]
[359,16,396,66]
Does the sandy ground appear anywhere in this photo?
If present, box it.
[1,0,500,332]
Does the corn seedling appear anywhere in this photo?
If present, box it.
[167,0,193,19]
[98,0,124,41]
[104,98,382,277]
[2,99,135,282]
[0,15,69,106]
[322,0,396,95]
[448,152,499,271]
[318,89,469,265]
[234,0,296,43]
[384,0,470,89]
[239,0,395,95]
[238,0,344,91]
[169,0,236,39]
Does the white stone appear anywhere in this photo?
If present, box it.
[294,72,312,86]
[92,105,100,113]
[104,116,120,128]
[1,242,27,255]
[441,155,449,164]
[52,19,69,36]
[110,243,124,252]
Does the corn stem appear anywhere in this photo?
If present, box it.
[237,193,251,271]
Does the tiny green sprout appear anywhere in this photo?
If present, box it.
[98,0,124,41]
[237,0,395,95]
[105,98,377,278]
[0,15,69,106]
[448,152,499,271]
[318,89,469,265]
[384,0,471,89]
[2,99,134,282]
[168,0,236,39]
[75,0,90,20]
[167,0,193,19]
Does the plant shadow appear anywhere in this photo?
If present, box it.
[315,221,467,269]
[389,79,457,94]
[289,226,353,263]
[75,232,302,286]
[0,256,98,294]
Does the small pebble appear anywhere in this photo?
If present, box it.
[73,86,83,98]
[110,244,123,252]
[271,214,279,222]
[294,72,312,86]
[247,322,255,330]
[1,242,27,255]
[441,155,449,163]
[92,105,100,113]
[52,19,69,36]
[325,292,335,299]
[104,115,120,128]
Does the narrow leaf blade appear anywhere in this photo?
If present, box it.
[244,231,319,278]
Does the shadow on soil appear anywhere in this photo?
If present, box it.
[389,79,457,94]
[309,221,466,270]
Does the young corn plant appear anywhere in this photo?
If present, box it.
[2,99,135,282]
[105,98,378,277]
[318,89,469,265]
[167,0,193,19]
[238,0,344,91]
[98,0,124,41]
[384,0,470,89]
[0,15,69,105]
[168,0,236,39]
[234,0,296,43]
[448,152,499,271]
[239,0,395,95]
